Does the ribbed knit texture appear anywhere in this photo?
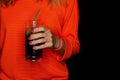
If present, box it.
[0,0,80,80]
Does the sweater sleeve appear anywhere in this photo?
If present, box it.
[0,9,2,54]
[0,10,5,52]
[0,9,1,51]
[0,9,5,75]
[0,8,1,78]
[56,0,80,61]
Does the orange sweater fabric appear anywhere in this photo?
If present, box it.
[0,0,80,80]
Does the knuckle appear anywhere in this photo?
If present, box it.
[38,38,45,44]
[41,27,45,31]
[42,39,45,42]
[50,43,53,47]
[44,33,47,37]
[37,39,41,43]
[49,38,52,42]
[35,27,40,32]
[49,33,52,37]
[49,42,53,47]
[39,33,42,37]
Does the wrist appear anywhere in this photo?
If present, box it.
[52,35,66,54]
[52,35,60,49]
[54,38,63,51]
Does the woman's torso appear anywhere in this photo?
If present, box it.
[0,0,68,80]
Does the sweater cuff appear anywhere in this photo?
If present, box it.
[56,38,72,61]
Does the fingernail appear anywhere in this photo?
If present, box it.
[28,37,31,40]
[32,30,34,33]
[29,42,32,45]
[33,47,36,50]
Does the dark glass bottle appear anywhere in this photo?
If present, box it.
[25,28,42,62]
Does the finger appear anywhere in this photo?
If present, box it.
[29,33,46,40]
[29,38,46,45]
[33,44,47,50]
[45,30,52,37]
[45,42,53,48]
[45,36,52,42]
[33,42,53,50]
[33,27,46,33]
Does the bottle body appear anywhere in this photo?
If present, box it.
[25,28,42,62]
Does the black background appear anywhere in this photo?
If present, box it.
[66,0,89,80]
[65,0,115,79]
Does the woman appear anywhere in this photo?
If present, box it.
[0,0,80,80]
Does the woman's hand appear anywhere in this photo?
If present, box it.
[29,26,54,50]
[29,26,66,55]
